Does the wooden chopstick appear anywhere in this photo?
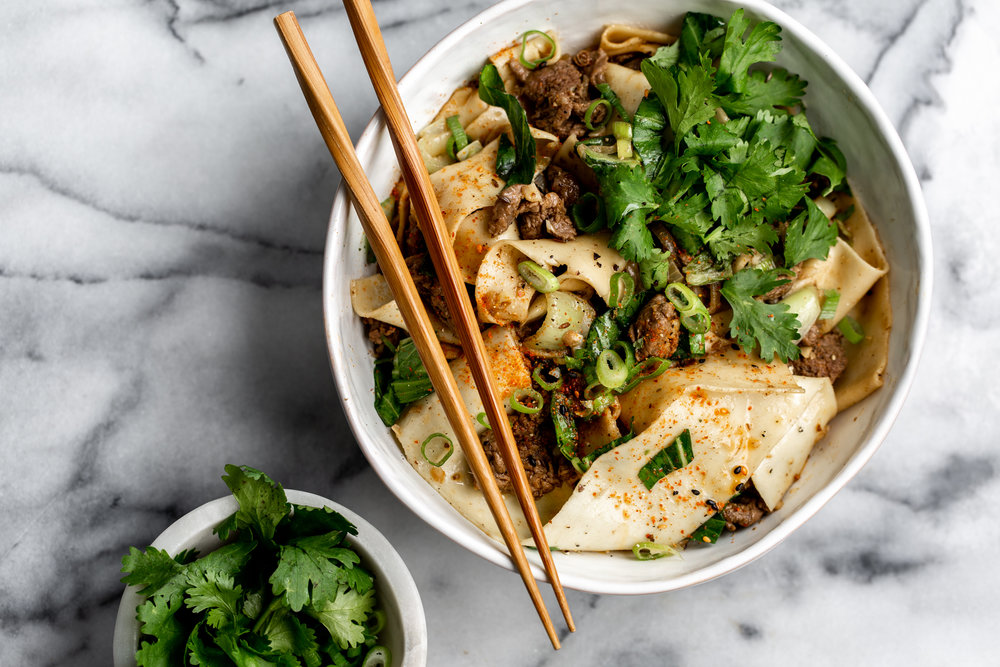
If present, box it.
[273,12,565,649]
[339,0,576,635]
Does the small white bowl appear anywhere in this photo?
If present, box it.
[323,0,931,594]
[113,490,427,666]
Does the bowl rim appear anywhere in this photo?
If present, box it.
[112,490,428,666]
[323,0,933,594]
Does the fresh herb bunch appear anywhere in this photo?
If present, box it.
[581,9,845,362]
[120,465,389,667]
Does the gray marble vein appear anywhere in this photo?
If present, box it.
[2,0,997,665]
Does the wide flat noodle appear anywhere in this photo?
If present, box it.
[350,274,459,345]
[538,352,835,550]
[392,326,570,539]
[599,24,674,56]
[475,232,627,325]
[603,63,651,117]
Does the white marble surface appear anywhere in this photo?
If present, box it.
[1,0,996,664]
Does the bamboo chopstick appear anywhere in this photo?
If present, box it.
[273,12,565,649]
[339,0,576,634]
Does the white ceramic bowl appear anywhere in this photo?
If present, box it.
[323,0,931,594]
[113,490,427,666]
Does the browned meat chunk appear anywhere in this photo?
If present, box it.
[509,57,590,140]
[722,492,769,531]
[518,192,576,242]
[791,330,848,382]
[405,253,451,325]
[479,410,578,498]
[490,184,525,236]
[362,318,403,358]
[629,294,681,361]
[546,164,581,207]
[572,48,609,85]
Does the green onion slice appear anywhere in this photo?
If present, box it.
[518,260,559,293]
[583,99,612,131]
[510,387,544,414]
[819,289,840,320]
[689,332,707,356]
[421,433,454,467]
[518,30,557,70]
[665,282,700,312]
[365,610,387,635]
[596,349,628,390]
[612,121,633,160]
[444,115,469,161]
[614,340,636,369]
[532,366,563,391]
[609,271,635,309]
[838,315,864,344]
[618,357,670,394]
[595,83,630,123]
[476,411,491,429]
[680,311,711,335]
[632,541,679,561]
[362,646,391,667]
[571,192,606,233]
[638,429,693,490]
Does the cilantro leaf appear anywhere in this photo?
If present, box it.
[185,622,229,666]
[689,513,727,544]
[638,248,675,291]
[270,534,371,612]
[716,9,783,94]
[747,110,816,171]
[260,608,320,660]
[222,464,289,541]
[494,134,517,181]
[647,42,679,69]
[282,505,357,542]
[721,268,801,362]
[783,198,837,267]
[121,547,184,597]
[632,97,668,178]
[184,570,245,630]
[678,12,727,65]
[809,136,847,195]
[638,429,694,489]
[610,210,656,262]
[642,55,717,145]
[307,585,376,651]
[478,63,536,184]
[390,337,432,403]
[135,593,186,667]
[722,68,806,116]
[706,217,777,261]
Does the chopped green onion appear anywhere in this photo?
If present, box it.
[618,357,671,394]
[689,513,726,544]
[518,30,556,70]
[819,289,840,320]
[583,99,612,131]
[517,261,559,293]
[609,272,635,309]
[576,135,617,147]
[638,429,693,490]
[689,332,706,356]
[571,192,606,233]
[838,315,865,344]
[456,139,482,161]
[632,542,679,560]
[614,340,636,369]
[583,380,605,400]
[680,311,711,335]
[551,392,579,461]
[532,366,563,391]
[596,349,628,390]
[476,411,491,429]
[362,646,391,667]
[444,115,469,161]
[365,609,387,635]
[421,433,454,467]
[612,121,633,160]
[595,83,630,123]
[665,282,700,312]
[781,286,822,341]
[510,387,544,414]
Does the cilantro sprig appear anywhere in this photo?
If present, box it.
[121,465,389,667]
[579,9,844,361]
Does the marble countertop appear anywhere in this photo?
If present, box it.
[2,0,996,664]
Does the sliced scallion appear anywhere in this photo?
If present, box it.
[612,121,633,160]
[518,30,556,70]
[665,282,699,312]
[820,289,840,320]
[596,349,628,390]
[689,332,707,356]
[609,271,635,309]
[618,357,670,394]
[444,115,469,161]
[571,192,606,233]
[680,311,711,335]
[362,646,391,667]
[421,433,454,467]
[838,315,865,344]
[456,139,482,161]
[666,282,711,339]
[510,387,544,414]
[365,610,387,635]
[532,366,563,391]
[632,542,679,561]
[518,261,559,293]
[476,411,491,429]
[583,99,612,131]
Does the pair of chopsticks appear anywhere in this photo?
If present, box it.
[273,5,574,649]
